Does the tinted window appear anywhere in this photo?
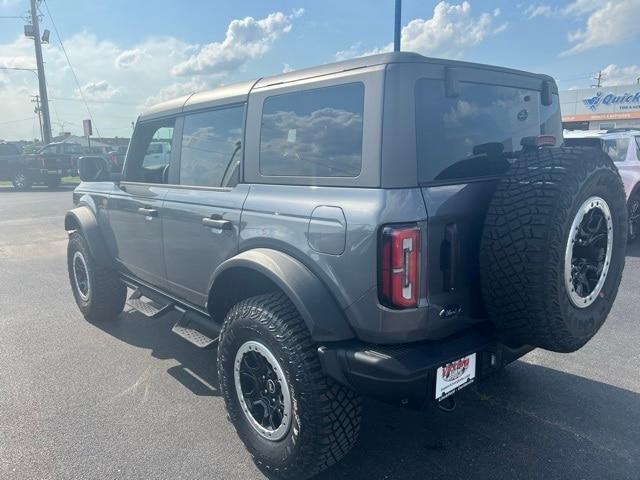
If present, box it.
[180,105,244,188]
[0,143,19,155]
[41,145,57,154]
[603,138,630,163]
[64,143,83,154]
[125,121,175,183]
[415,79,562,183]
[564,138,602,148]
[260,83,364,177]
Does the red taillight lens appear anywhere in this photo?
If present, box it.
[38,156,45,168]
[379,225,421,309]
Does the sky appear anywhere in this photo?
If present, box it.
[1,0,639,141]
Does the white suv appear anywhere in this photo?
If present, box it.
[565,129,640,242]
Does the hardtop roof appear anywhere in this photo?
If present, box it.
[139,52,556,121]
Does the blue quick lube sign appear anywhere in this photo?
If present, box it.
[583,90,640,111]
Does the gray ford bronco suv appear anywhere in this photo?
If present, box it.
[65,52,627,478]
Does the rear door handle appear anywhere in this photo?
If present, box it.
[202,217,232,230]
[138,207,158,217]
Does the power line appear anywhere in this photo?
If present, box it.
[40,0,102,138]
[0,116,38,126]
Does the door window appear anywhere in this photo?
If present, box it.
[125,120,175,184]
[179,105,245,188]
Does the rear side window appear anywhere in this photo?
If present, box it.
[603,138,630,163]
[415,79,562,183]
[260,83,364,177]
[179,105,245,188]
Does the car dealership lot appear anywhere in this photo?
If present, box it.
[1,188,639,480]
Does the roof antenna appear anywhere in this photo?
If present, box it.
[394,0,402,52]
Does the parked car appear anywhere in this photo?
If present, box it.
[0,141,77,190]
[565,129,640,242]
[65,52,627,479]
[107,145,128,172]
[143,141,171,168]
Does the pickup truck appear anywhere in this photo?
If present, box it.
[0,141,80,190]
[0,143,26,188]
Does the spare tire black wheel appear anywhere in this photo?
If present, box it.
[481,146,627,353]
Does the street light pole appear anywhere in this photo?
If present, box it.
[394,0,402,52]
[29,0,52,144]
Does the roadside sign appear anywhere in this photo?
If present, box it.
[83,119,93,137]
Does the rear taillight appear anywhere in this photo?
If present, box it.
[379,224,421,309]
[38,156,45,168]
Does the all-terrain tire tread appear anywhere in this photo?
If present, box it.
[218,292,362,480]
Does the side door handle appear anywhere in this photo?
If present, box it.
[138,207,158,217]
[201,217,232,230]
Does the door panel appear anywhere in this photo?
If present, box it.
[161,185,250,306]
[108,183,168,287]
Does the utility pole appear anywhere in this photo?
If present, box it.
[592,71,605,88]
[394,0,402,52]
[29,0,52,144]
[31,95,43,142]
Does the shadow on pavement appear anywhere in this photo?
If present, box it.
[91,308,220,397]
[92,308,640,479]
[626,241,640,258]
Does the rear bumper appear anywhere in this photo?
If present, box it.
[318,327,533,407]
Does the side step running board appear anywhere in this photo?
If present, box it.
[126,288,174,318]
[172,308,220,349]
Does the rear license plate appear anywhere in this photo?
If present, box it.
[435,353,476,401]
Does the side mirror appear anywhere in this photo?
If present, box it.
[78,156,112,182]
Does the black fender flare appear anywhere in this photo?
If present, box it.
[209,248,355,342]
[64,206,111,267]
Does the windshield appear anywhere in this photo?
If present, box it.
[415,79,562,183]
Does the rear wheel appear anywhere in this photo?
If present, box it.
[481,147,627,352]
[628,194,640,244]
[218,292,362,479]
[67,232,126,322]
[11,170,32,191]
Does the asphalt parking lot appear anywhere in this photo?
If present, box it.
[1,187,639,480]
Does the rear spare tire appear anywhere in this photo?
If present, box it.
[480,146,627,353]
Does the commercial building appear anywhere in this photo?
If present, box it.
[560,83,640,131]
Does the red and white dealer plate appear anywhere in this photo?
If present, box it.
[435,353,477,401]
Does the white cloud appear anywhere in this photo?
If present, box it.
[172,9,303,76]
[282,63,293,73]
[143,78,207,107]
[335,2,503,61]
[75,80,120,100]
[115,49,150,70]
[599,64,640,87]
[334,42,364,61]
[562,0,640,55]
[523,3,555,18]
[0,9,299,140]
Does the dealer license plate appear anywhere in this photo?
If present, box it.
[435,353,477,401]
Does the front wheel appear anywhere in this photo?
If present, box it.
[218,293,362,480]
[12,170,32,191]
[67,232,126,322]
